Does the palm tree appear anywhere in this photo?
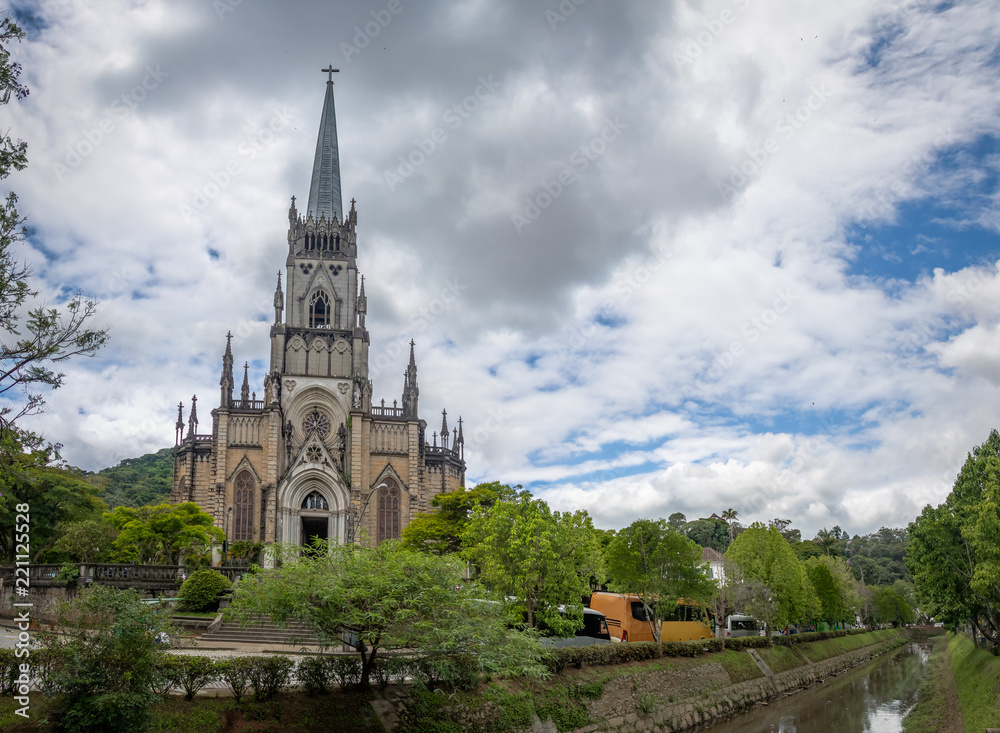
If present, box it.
[815,528,838,556]
[721,508,739,544]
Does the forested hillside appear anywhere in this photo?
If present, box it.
[88,448,174,508]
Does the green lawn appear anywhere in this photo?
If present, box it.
[948,633,1000,733]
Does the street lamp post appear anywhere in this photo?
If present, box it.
[223,506,232,565]
[348,483,388,544]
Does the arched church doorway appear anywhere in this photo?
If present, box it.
[301,516,328,547]
[301,490,330,547]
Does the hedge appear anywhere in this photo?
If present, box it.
[722,635,772,650]
[544,638,725,673]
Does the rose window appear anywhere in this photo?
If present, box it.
[305,445,323,463]
[302,410,331,439]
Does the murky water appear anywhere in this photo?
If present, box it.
[700,641,932,733]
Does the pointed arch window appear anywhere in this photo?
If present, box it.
[233,470,255,542]
[377,482,400,543]
[309,291,330,327]
[301,491,329,511]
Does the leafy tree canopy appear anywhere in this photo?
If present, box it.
[605,518,716,651]
[908,429,1000,643]
[463,490,603,636]
[683,517,730,552]
[52,516,118,563]
[0,436,106,562]
[400,480,514,555]
[105,502,223,565]
[227,540,547,688]
[726,522,820,631]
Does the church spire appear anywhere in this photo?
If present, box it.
[175,401,185,446]
[357,275,367,328]
[241,362,251,404]
[403,339,419,418]
[188,395,199,438]
[273,273,284,324]
[307,66,343,223]
[440,409,449,449]
[220,331,234,407]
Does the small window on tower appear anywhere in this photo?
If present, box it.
[310,291,330,327]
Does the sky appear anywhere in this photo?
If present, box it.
[3,0,1000,540]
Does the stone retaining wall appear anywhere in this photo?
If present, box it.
[376,631,907,732]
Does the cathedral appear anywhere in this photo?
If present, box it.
[170,70,466,548]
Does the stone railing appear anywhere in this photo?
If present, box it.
[371,404,406,419]
[0,563,185,588]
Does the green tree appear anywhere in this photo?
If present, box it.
[42,585,174,733]
[813,527,843,556]
[721,507,739,544]
[52,516,118,562]
[667,512,687,532]
[683,517,730,552]
[908,430,1000,643]
[463,491,603,635]
[726,522,819,633]
[227,539,546,688]
[0,451,106,562]
[768,517,802,543]
[844,526,909,583]
[605,518,716,653]
[105,502,224,565]
[400,481,514,555]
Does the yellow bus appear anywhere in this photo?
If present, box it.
[589,592,713,642]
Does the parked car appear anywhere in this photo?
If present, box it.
[724,614,762,637]
[543,607,614,648]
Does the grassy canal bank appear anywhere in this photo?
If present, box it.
[904,632,1000,733]
[1,629,905,733]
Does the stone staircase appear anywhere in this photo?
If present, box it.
[200,615,325,647]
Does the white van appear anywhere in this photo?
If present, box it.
[725,614,762,637]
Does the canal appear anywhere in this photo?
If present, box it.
[700,640,932,732]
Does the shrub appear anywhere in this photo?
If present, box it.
[772,629,850,647]
[149,656,184,697]
[216,657,254,701]
[45,586,172,733]
[0,648,18,695]
[173,656,217,700]
[413,653,480,691]
[59,691,154,733]
[56,562,80,585]
[33,646,66,694]
[330,655,362,690]
[297,655,331,696]
[178,569,232,612]
[245,655,293,701]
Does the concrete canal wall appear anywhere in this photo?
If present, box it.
[377,629,907,732]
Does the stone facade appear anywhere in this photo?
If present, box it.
[171,74,465,547]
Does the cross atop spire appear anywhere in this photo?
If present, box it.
[322,65,339,83]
